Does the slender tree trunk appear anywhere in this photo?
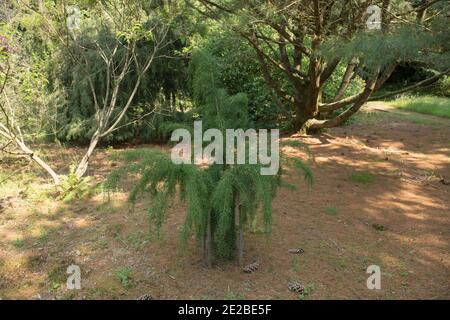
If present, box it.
[0,127,60,184]
[18,140,60,184]
[205,211,213,268]
[333,57,359,102]
[238,216,244,267]
[28,152,60,184]
[235,194,244,267]
[74,131,100,179]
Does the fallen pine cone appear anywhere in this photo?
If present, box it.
[288,282,305,294]
[288,248,304,254]
[243,262,260,273]
[137,294,153,300]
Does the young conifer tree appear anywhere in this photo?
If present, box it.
[107,51,312,267]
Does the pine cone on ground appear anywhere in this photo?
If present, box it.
[137,294,153,300]
[243,262,260,273]
[288,248,304,254]
[288,282,305,294]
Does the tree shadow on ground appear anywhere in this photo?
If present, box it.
[1,110,449,299]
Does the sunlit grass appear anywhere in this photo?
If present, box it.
[352,110,441,126]
[388,95,450,118]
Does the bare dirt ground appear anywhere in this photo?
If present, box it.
[0,106,449,300]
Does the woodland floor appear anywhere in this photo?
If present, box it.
[0,103,449,300]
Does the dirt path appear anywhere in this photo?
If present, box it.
[0,107,449,300]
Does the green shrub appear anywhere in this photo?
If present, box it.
[114,267,133,289]
[434,75,450,97]
[59,166,93,201]
[324,207,338,216]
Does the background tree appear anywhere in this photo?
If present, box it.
[1,13,63,183]
[1,0,184,183]
[36,0,175,178]
[190,0,450,131]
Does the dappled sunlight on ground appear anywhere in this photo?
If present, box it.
[1,107,449,299]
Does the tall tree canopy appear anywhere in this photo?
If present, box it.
[190,0,450,131]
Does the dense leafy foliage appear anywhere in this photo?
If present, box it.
[2,1,449,146]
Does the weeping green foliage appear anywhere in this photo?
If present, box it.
[107,50,312,264]
[106,148,211,240]
[56,24,189,144]
[212,164,280,257]
[321,19,450,73]
[105,148,289,260]
[189,50,250,131]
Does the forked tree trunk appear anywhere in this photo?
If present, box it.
[310,69,381,130]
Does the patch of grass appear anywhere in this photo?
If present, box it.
[0,171,37,195]
[349,111,389,125]
[114,267,133,289]
[402,114,439,125]
[361,256,385,269]
[332,257,347,270]
[388,95,450,118]
[224,288,245,300]
[281,140,302,148]
[125,232,146,249]
[298,283,315,300]
[94,238,109,250]
[349,171,375,184]
[27,185,53,203]
[351,110,440,126]
[12,238,24,248]
[324,207,338,216]
[48,265,67,292]
[38,230,49,242]
[86,287,111,299]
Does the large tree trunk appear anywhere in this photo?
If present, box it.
[333,57,359,102]
[293,84,320,132]
[293,98,319,132]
